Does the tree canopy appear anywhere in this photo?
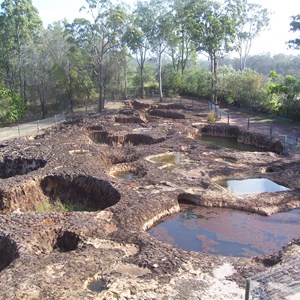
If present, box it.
[0,0,300,123]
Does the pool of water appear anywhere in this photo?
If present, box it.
[149,153,181,165]
[113,171,138,181]
[218,178,290,195]
[148,205,300,257]
[87,278,107,293]
[199,136,263,152]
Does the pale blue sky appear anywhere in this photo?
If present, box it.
[31,0,300,55]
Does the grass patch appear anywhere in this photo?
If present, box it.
[34,198,91,213]
[207,113,217,123]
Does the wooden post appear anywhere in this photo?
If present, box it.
[247,118,250,130]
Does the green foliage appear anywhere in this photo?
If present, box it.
[217,67,267,110]
[162,65,184,96]
[288,14,300,50]
[182,68,211,98]
[266,71,300,118]
[0,87,26,123]
[207,113,217,123]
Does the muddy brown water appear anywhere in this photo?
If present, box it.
[148,204,300,257]
[199,136,264,152]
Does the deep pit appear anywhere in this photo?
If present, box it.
[0,235,19,272]
[148,204,300,257]
[200,136,263,152]
[0,157,46,179]
[54,231,80,252]
[40,175,120,211]
[89,130,165,147]
[149,109,185,119]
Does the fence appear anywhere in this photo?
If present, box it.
[0,113,65,142]
[208,101,300,155]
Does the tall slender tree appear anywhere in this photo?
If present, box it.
[70,0,128,112]
[0,0,42,101]
[236,0,270,71]
[189,0,239,103]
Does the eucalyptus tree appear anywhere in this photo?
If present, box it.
[136,0,174,102]
[288,14,300,50]
[188,0,239,103]
[235,0,270,71]
[69,0,128,112]
[124,5,150,98]
[0,0,42,101]
[167,0,196,75]
[22,31,50,118]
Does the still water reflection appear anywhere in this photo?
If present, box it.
[148,205,300,257]
[219,178,291,195]
[200,136,263,152]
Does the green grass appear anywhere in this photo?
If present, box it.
[34,198,92,213]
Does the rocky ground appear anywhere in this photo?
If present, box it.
[0,99,299,299]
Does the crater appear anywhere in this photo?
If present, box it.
[89,130,165,147]
[146,153,182,170]
[148,203,300,257]
[87,278,108,293]
[0,235,19,272]
[200,124,284,153]
[54,231,80,252]
[0,157,46,179]
[115,116,145,124]
[199,136,263,152]
[109,164,145,181]
[40,175,120,212]
[217,178,290,196]
[149,109,185,119]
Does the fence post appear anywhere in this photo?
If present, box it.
[54,115,57,125]
[18,124,21,136]
[227,113,230,125]
[247,118,250,130]
[245,279,251,300]
[37,120,40,131]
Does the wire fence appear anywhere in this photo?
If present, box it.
[0,113,65,142]
[208,101,300,155]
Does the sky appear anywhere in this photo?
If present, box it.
[30,0,300,56]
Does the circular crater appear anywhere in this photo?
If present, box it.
[87,278,108,293]
[0,157,46,179]
[0,235,19,272]
[54,231,80,252]
[109,164,145,181]
[40,175,120,212]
